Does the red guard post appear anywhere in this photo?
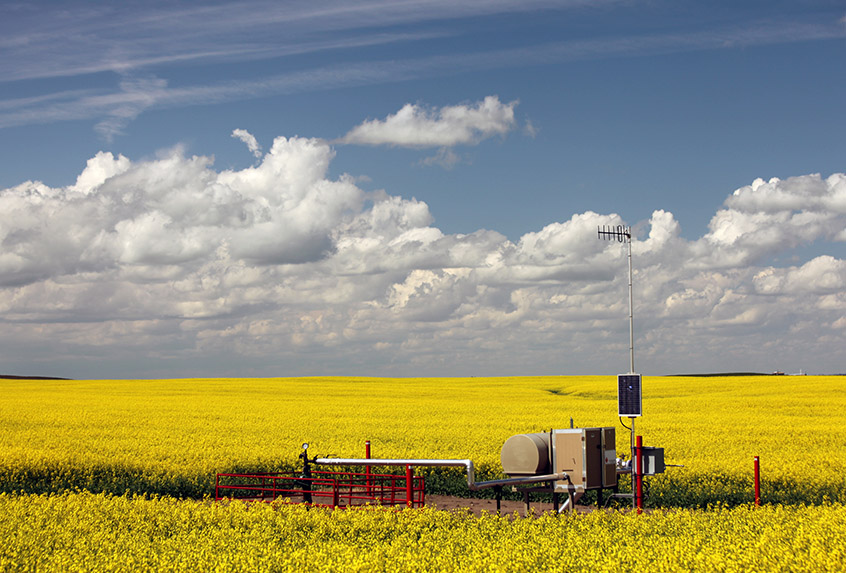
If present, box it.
[635,435,644,514]
[365,440,372,495]
[406,465,413,508]
[754,456,760,506]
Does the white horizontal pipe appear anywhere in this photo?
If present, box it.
[315,458,479,489]
[314,458,569,492]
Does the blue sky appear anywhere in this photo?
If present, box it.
[1,1,845,379]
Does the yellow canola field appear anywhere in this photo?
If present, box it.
[1,492,844,572]
[1,376,845,505]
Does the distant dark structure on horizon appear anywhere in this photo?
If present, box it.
[0,374,72,380]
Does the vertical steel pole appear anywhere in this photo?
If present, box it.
[627,232,634,374]
[406,465,413,508]
[626,231,638,512]
[600,225,640,510]
[754,456,760,506]
[635,435,643,514]
[597,224,635,374]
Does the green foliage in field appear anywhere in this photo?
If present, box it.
[1,492,844,572]
[1,376,844,506]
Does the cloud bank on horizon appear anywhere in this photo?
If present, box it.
[2,97,845,378]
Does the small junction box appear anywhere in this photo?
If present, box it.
[640,447,665,476]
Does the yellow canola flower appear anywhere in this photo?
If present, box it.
[1,375,844,505]
[0,492,844,572]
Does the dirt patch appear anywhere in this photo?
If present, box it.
[424,494,599,518]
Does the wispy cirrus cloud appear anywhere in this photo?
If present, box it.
[1,1,843,140]
[0,62,419,135]
[2,1,841,83]
[0,0,588,83]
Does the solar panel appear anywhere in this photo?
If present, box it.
[618,373,642,417]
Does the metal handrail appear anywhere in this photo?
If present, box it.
[314,458,569,491]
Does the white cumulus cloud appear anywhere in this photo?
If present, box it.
[338,96,518,148]
[1,137,844,379]
[691,173,846,268]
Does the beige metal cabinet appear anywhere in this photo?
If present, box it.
[552,427,616,492]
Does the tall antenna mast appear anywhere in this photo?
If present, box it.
[598,223,641,511]
[598,224,634,373]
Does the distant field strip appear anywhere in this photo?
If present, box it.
[1,376,844,505]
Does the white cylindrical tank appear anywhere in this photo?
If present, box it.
[500,433,551,477]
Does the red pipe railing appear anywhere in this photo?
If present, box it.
[215,469,424,509]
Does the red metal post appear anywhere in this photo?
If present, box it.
[635,435,643,514]
[365,440,372,495]
[754,456,760,506]
[406,465,413,507]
